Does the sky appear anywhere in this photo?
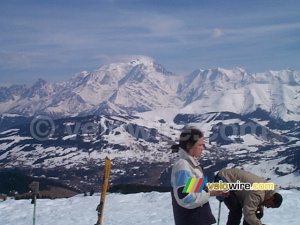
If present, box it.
[0,0,300,86]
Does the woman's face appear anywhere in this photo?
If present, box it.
[187,137,205,158]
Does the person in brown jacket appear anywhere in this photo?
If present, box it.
[215,168,282,225]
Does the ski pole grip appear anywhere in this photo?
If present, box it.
[29,181,40,195]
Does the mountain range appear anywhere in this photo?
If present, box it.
[0,58,299,191]
[1,58,299,121]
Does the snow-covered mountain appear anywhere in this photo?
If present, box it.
[0,59,182,118]
[179,67,300,121]
[0,108,299,190]
[0,59,299,191]
[0,59,299,121]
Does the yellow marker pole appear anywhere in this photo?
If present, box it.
[95,157,111,225]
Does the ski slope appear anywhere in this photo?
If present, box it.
[0,190,298,225]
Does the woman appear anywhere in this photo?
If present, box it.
[171,128,224,225]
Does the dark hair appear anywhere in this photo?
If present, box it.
[273,192,283,208]
[172,128,203,153]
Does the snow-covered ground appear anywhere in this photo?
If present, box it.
[0,190,298,225]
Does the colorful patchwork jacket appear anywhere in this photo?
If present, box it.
[171,148,216,225]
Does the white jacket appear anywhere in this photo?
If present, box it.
[171,148,210,209]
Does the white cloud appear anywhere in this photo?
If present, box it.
[211,28,224,38]
[92,54,154,64]
[0,51,31,67]
[142,16,184,37]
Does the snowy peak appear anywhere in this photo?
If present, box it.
[178,67,300,121]
[268,70,299,85]
[0,84,28,102]
[59,59,180,115]
[253,69,300,85]
[184,67,252,89]
[68,71,89,87]
[80,58,171,87]
[26,79,60,99]
[179,67,254,105]
[103,60,181,112]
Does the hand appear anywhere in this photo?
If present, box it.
[210,190,229,197]
[257,205,264,212]
[221,191,230,198]
[256,205,264,219]
[209,190,223,196]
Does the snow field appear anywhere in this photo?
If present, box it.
[0,190,298,225]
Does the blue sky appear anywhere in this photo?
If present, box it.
[1,0,300,85]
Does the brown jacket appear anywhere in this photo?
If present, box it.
[218,168,275,225]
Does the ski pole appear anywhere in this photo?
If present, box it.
[217,201,221,225]
[29,181,39,225]
[33,194,37,225]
